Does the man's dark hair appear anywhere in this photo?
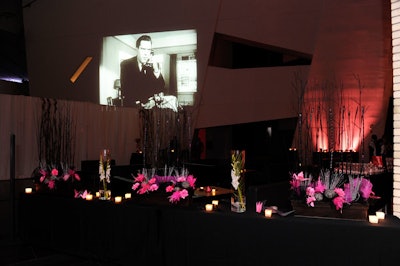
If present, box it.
[136,35,152,48]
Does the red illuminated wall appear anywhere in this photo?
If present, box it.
[293,1,393,163]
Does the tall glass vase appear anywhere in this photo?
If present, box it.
[99,149,111,200]
[231,150,246,213]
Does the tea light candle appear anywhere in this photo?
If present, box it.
[115,196,122,203]
[211,188,216,196]
[264,209,272,218]
[96,191,100,198]
[212,200,219,207]
[86,194,93,201]
[205,204,213,211]
[369,215,379,224]
[125,193,132,199]
[376,211,385,220]
[25,187,32,194]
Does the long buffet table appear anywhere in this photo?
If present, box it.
[18,193,400,266]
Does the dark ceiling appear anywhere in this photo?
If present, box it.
[0,0,28,83]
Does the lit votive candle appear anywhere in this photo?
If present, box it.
[211,188,216,196]
[115,196,122,203]
[376,211,385,220]
[205,204,213,212]
[25,187,32,194]
[264,209,273,218]
[212,200,219,207]
[125,193,132,199]
[96,191,100,198]
[369,215,379,224]
[86,194,93,201]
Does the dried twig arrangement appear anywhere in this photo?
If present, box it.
[37,98,76,168]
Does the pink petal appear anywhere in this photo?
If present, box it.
[132,183,140,190]
[166,185,174,192]
[179,189,189,199]
[51,169,58,176]
[169,191,182,203]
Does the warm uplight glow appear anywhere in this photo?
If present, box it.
[295,81,382,159]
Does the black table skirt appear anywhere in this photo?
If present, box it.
[18,193,400,266]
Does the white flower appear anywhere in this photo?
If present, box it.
[231,170,240,190]
[105,165,111,183]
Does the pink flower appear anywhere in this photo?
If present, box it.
[149,184,159,192]
[359,178,373,199]
[333,196,345,210]
[51,168,58,177]
[334,188,345,198]
[134,174,145,183]
[148,177,156,184]
[63,174,70,181]
[48,180,55,189]
[169,190,182,203]
[179,189,189,199]
[165,185,175,192]
[306,186,315,197]
[132,183,140,191]
[138,183,150,194]
[177,176,186,182]
[293,171,310,182]
[306,196,316,207]
[186,175,196,188]
[68,169,80,181]
[314,178,325,193]
[74,173,81,181]
[40,175,46,183]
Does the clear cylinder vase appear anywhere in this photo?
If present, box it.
[99,188,111,200]
[99,149,111,200]
[231,192,246,213]
[231,150,246,213]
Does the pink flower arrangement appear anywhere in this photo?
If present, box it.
[290,170,374,212]
[132,173,159,194]
[165,174,196,203]
[63,168,81,182]
[37,164,80,190]
[39,167,60,190]
[131,169,197,203]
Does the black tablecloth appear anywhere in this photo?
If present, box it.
[18,193,400,266]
